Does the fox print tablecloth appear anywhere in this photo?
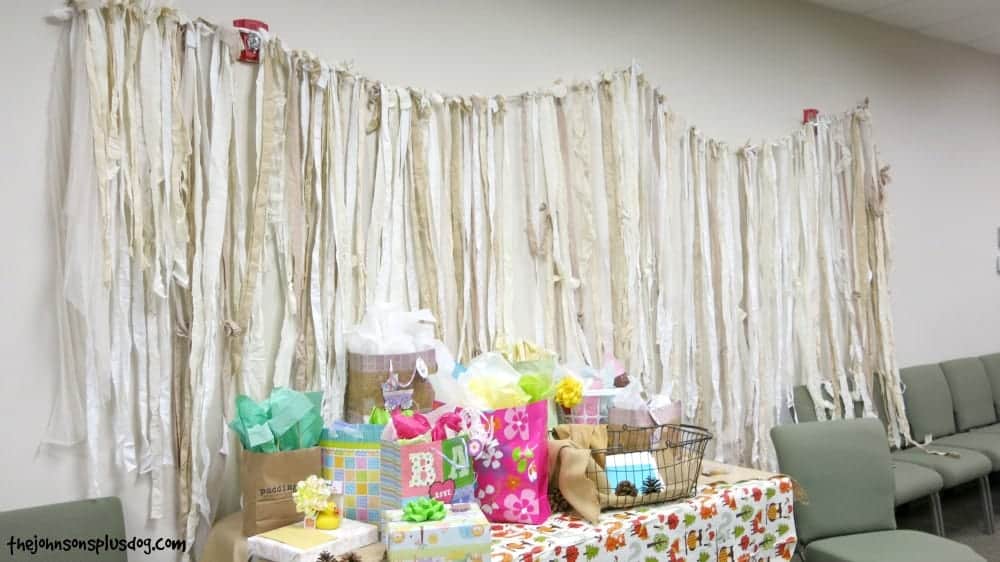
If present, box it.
[490,477,797,562]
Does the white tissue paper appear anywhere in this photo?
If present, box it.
[609,379,683,427]
[612,379,647,410]
[427,343,464,404]
[648,394,682,425]
[345,302,438,354]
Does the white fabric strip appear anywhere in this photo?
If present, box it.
[469,101,487,354]
[309,67,329,404]
[272,49,298,390]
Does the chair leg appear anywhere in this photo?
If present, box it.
[929,492,945,536]
[978,476,995,534]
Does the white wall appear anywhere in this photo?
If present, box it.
[2,0,998,559]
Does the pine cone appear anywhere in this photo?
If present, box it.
[615,480,638,497]
[315,552,334,562]
[641,474,663,495]
[548,485,572,513]
[334,553,361,562]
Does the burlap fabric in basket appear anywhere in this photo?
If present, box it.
[549,425,607,523]
[344,348,437,422]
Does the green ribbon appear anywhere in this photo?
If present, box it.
[402,497,446,523]
[369,406,390,425]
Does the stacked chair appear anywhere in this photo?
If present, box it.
[793,385,949,535]
[771,419,984,562]
[889,360,995,534]
[784,352,1000,560]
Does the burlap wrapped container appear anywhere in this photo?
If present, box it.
[343,348,437,422]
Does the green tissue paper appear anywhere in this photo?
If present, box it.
[229,387,324,452]
[518,371,555,403]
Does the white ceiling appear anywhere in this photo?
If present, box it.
[807,0,1000,55]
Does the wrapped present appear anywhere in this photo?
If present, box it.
[248,518,378,562]
[383,503,491,562]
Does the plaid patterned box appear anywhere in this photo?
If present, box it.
[321,424,385,524]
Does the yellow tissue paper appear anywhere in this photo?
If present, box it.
[494,336,554,363]
[467,372,531,410]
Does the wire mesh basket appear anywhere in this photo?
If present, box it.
[587,424,712,509]
[556,388,619,425]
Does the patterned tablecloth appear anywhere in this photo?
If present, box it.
[490,477,797,562]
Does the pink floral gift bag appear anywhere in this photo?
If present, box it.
[474,400,551,524]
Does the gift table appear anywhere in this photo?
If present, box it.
[203,463,795,562]
[491,471,796,562]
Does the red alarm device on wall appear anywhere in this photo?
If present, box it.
[233,19,268,64]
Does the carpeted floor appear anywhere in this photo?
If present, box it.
[896,478,1000,561]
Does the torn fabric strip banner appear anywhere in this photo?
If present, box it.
[47,2,911,555]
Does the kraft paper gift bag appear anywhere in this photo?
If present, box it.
[240,447,322,536]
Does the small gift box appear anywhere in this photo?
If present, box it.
[383,503,491,562]
[247,518,378,562]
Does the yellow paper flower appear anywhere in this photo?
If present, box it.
[555,376,584,409]
[293,475,332,518]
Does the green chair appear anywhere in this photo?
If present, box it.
[0,497,126,562]
[932,358,1000,475]
[890,364,995,533]
[792,384,946,535]
[979,353,1000,418]
[771,419,984,562]
[956,353,1000,433]
[940,358,999,432]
